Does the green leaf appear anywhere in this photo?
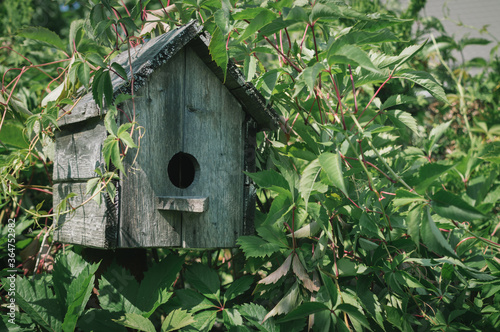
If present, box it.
[263,282,300,322]
[113,313,156,332]
[239,303,279,332]
[224,275,254,303]
[18,26,66,50]
[214,8,231,36]
[431,190,485,222]
[98,262,142,314]
[237,236,281,258]
[318,152,347,195]
[86,53,106,68]
[395,69,448,104]
[118,130,137,149]
[255,69,282,101]
[381,94,416,111]
[421,206,457,257]
[104,107,118,136]
[111,62,128,82]
[301,62,326,94]
[393,189,426,207]
[328,44,380,73]
[320,271,338,307]
[69,19,85,51]
[176,288,215,313]
[337,29,400,47]
[414,163,454,194]
[300,158,328,210]
[161,309,196,332]
[6,275,63,331]
[185,263,220,301]
[136,255,184,317]
[386,109,419,136]
[407,204,422,246]
[379,43,426,70]
[244,54,257,81]
[277,302,330,323]
[209,27,229,82]
[222,308,244,328]
[245,169,289,191]
[238,9,277,41]
[102,70,113,106]
[102,136,124,173]
[61,262,99,332]
[336,303,371,330]
[77,62,91,88]
[427,121,451,155]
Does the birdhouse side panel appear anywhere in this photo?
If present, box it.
[53,118,107,182]
[53,115,113,248]
[180,47,246,248]
[118,50,187,248]
[53,182,113,248]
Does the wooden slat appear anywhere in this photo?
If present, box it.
[157,196,209,213]
[53,118,106,182]
[181,47,245,248]
[53,182,113,248]
[118,49,186,248]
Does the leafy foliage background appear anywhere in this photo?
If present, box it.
[1,0,500,331]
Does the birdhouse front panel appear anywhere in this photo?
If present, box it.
[53,21,278,249]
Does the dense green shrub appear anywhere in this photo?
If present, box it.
[1,0,499,331]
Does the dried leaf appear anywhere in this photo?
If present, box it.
[292,254,319,292]
[258,254,292,285]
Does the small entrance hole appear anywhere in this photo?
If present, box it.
[168,152,198,189]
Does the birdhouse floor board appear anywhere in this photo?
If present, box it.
[156,196,209,213]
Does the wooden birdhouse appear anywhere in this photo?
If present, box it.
[53,21,278,249]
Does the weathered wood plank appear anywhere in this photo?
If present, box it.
[181,47,245,248]
[53,118,106,182]
[53,182,114,248]
[157,196,209,213]
[118,49,186,248]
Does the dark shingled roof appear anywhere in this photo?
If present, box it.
[59,20,279,130]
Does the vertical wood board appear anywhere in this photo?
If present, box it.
[54,119,106,182]
[118,50,186,247]
[181,47,245,248]
[53,182,112,248]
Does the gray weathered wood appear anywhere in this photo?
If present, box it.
[53,118,106,182]
[53,182,111,248]
[157,196,209,213]
[181,47,245,248]
[53,21,277,249]
[118,49,186,248]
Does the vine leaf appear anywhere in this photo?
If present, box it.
[113,313,155,332]
[421,206,457,257]
[237,236,281,258]
[431,190,485,221]
[263,281,300,322]
[318,152,347,196]
[18,26,66,51]
[292,254,319,292]
[209,27,228,82]
[259,253,292,285]
[395,69,448,104]
[276,302,330,323]
[161,309,195,332]
[299,158,328,210]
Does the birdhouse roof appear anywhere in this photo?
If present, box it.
[60,20,279,130]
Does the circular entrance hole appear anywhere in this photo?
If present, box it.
[168,152,199,189]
